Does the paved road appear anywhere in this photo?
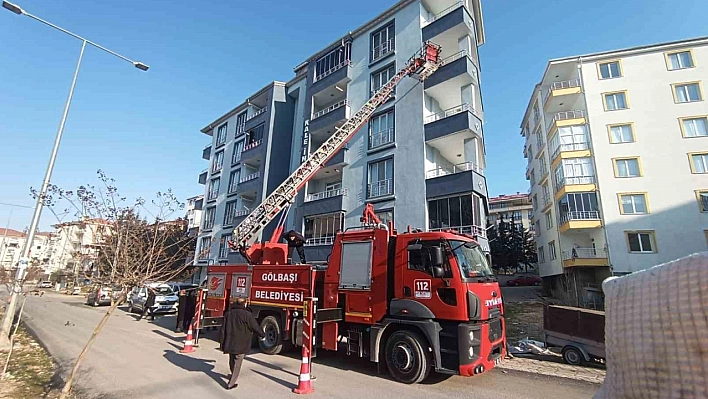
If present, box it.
[500,286,544,303]
[19,291,599,399]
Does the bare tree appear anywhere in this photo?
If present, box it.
[34,170,195,398]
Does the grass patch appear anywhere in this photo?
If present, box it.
[505,302,544,343]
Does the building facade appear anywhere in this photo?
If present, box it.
[487,193,533,231]
[185,195,204,237]
[196,0,488,280]
[522,37,708,305]
[0,228,52,271]
[47,219,109,276]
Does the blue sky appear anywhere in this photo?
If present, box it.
[1,0,706,231]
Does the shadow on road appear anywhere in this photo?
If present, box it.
[162,349,228,388]
[245,356,298,377]
[252,369,297,390]
[152,329,185,343]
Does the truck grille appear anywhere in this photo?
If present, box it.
[488,318,502,342]
[159,300,177,306]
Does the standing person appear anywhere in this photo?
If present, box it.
[140,287,156,321]
[282,230,306,264]
[219,297,265,389]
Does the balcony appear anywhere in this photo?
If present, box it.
[309,99,350,135]
[422,2,476,52]
[546,110,586,137]
[558,211,602,232]
[202,145,211,160]
[542,194,553,210]
[301,188,347,217]
[311,58,352,95]
[424,103,482,141]
[562,247,609,268]
[551,142,591,166]
[198,169,208,185]
[244,106,268,130]
[543,79,582,110]
[313,99,348,120]
[306,188,347,202]
[426,162,487,199]
[368,179,394,199]
[424,50,478,90]
[554,176,597,199]
[240,171,260,184]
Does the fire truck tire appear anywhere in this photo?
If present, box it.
[385,330,432,384]
[259,316,284,355]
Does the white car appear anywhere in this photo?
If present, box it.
[128,283,178,314]
[38,281,53,289]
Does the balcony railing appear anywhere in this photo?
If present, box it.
[243,139,263,152]
[539,163,548,177]
[240,171,260,184]
[305,236,336,246]
[368,178,393,198]
[554,175,595,192]
[438,49,471,67]
[371,38,395,62]
[551,142,590,160]
[424,103,473,124]
[234,210,249,217]
[211,162,223,174]
[426,162,482,179]
[369,128,395,149]
[546,110,586,132]
[314,60,351,82]
[562,247,607,261]
[430,224,486,238]
[305,188,347,202]
[559,211,600,225]
[543,79,582,104]
[312,99,349,120]
[422,0,464,27]
[207,189,219,201]
[246,107,267,122]
[228,181,239,194]
[542,194,552,207]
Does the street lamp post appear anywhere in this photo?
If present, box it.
[0,0,149,350]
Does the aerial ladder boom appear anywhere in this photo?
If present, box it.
[228,42,441,262]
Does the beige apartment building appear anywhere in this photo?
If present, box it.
[522,37,708,306]
[487,193,533,232]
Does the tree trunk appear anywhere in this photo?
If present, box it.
[59,294,124,398]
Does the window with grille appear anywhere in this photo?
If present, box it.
[375,209,394,226]
[545,211,553,229]
[223,200,237,226]
[212,151,224,173]
[203,207,216,230]
[208,177,220,201]
[218,234,232,259]
[368,158,394,198]
[304,212,344,246]
[315,42,351,81]
[371,23,395,62]
[228,170,240,194]
[235,112,247,136]
[198,236,212,260]
[216,123,228,146]
[369,110,395,149]
[232,141,244,164]
[371,64,396,96]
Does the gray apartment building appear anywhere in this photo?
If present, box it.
[196,0,489,278]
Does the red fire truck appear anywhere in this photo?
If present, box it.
[202,43,506,383]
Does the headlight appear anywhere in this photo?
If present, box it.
[468,331,475,341]
[468,347,474,358]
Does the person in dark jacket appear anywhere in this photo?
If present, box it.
[282,230,306,264]
[219,297,265,389]
[140,287,156,321]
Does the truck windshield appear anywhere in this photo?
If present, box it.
[449,240,493,278]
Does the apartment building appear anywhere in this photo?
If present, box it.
[185,195,203,237]
[48,219,109,275]
[197,0,488,275]
[487,193,533,232]
[0,228,52,270]
[522,37,708,304]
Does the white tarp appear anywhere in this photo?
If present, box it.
[594,252,708,399]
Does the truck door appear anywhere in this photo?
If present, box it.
[399,239,463,321]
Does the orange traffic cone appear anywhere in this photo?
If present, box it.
[293,348,314,394]
[180,322,195,354]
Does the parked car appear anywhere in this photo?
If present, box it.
[38,281,53,289]
[72,286,82,295]
[506,275,542,286]
[167,282,198,294]
[86,286,113,306]
[128,283,178,314]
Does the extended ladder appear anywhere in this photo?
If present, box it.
[229,42,441,254]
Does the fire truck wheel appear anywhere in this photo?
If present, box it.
[385,330,432,384]
[259,316,284,355]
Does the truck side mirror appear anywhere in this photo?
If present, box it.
[432,266,445,278]
[430,246,444,267]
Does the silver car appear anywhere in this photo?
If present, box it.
[86,286,113,306]
[128,284,178,314]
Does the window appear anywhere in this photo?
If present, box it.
[537,246,545,263]
[304,212,344,246]
[532,103,540,126]
[598,60,622,79]
[245,124,265,147]
[235,112,248,135]
[228,170,240,194]
[529,170,536,185]
[666,50,694,70]
[371,64,396,96]
[558,193,600,224]
[207,177,220,201]
[428,194,481,231]
[513,211,523,220]
[604,91,628,111]
[216,123,228,146]
[369,110,395,149]
[371,22,395,62]
[368,158,394,198]
[549,125,589,156]
[680,116,708,138]
[375,209,394,226]
[212,151,224,173]
[613,158,642,178]
[198,236,212,260]
[690,153,708,173]
[619,193,649,215]
[549,241,557,261]
[223,200,237,225]
[555,157,595,188]
[695,190,708,212]
[545,211,553,229]
[232,140,244,164]
[532,194,538,210]
[528,210,533,219]
[673,82,703,103]
[626,231,655,253]
[218,234,232,259]
[535,221,542,236]
[608,124,635,143]
[203,207,216,230]
[315,42,351,81]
